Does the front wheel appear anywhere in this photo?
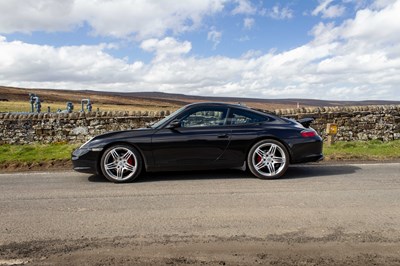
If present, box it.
[247,139,289,179]
[100,144,142,183]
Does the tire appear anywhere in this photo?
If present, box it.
[247,139,289,179]
[100,144,142,183]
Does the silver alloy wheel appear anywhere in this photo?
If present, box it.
[251,143,286,177]
[103,147,137,181]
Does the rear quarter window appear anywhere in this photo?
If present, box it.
[229,108,272,125]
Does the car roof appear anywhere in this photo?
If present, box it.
[184,102,249,109]
[182,101,282,120]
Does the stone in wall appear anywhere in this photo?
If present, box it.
[71,126,89,136]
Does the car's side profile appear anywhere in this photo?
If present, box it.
[72,102,323,182]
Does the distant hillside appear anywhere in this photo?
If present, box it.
[0,86,182,111]
[1,86,399,113]
[125,91,400,107]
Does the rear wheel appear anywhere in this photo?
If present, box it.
[100,144,142,183]
[247,139,289,179]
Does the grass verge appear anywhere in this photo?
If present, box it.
[0,140,399,172]
[324,140,400,161]
[0,143,79,164]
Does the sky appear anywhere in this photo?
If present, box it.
[0,0,399,100]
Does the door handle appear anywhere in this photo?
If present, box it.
[217,134,229,139]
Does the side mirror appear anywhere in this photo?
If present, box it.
[166,119,181,129]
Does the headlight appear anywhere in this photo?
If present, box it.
[80,137,95,149]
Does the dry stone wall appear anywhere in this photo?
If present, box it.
[0,111,168,145]
[0,105,399,144]
[275,105,400,142]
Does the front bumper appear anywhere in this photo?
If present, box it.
[71,148,102,174]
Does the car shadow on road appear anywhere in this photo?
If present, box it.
[88,169,252,183]
[283,164,361,180]
[88,164,361,183]
[88,175,110,182]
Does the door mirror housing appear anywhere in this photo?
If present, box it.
[166,119,181,129]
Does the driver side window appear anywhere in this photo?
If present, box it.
[181,108,227,128]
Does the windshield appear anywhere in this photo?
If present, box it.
[150,106,186,129]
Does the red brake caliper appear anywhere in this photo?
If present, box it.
[256,154,262,163]
[127,156,134,166]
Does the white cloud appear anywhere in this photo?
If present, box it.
[342,0,369,10]
[241,50,262,59]
[237,35,250,42]
[0,0,226,39]
[312,0,346,18]
[324,5,346,18]
[371,0,398,9]
[207,27,222,50]
[312,0,334,15]
[341,1,400,42]
[140,37,192,61]
[0,37,144,84]
[266,4,294,20]
[231,0,256,15]
[0,0,80,33]
[309,22,339,44]
[243,18,255,29]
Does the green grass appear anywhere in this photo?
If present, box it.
[324,140,400,160]
[0,143,79,164]
[0,140,399,165]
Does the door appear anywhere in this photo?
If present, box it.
[219,107,273,165]
[151,106,231,169]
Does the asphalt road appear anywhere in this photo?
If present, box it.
[1,163,400,265]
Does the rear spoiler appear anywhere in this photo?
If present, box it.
[297,117,314,128]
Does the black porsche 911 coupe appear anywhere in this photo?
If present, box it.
[72,102,323,182]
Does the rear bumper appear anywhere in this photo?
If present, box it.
[293,153,324,163]
[289,138,324,164]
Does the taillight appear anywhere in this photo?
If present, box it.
[300,130,317,138]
